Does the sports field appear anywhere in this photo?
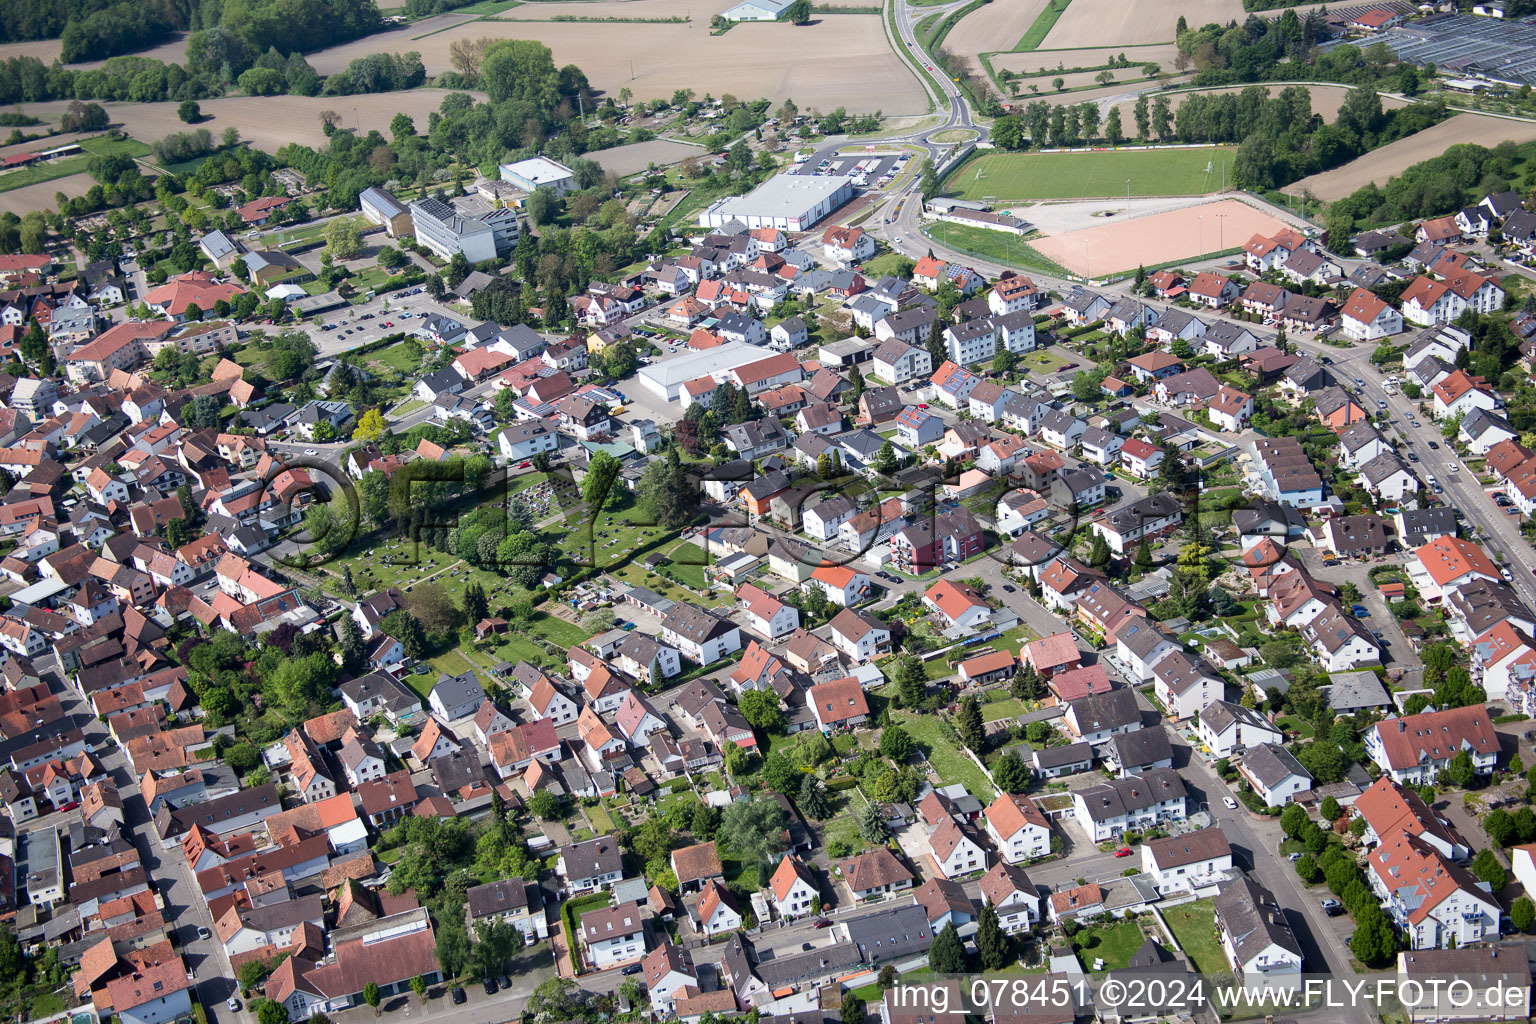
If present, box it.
[948,146,1235,201]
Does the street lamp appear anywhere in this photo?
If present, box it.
[1126,178,1131,202]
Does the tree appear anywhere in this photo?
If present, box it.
[1104,107,1124,146]
[994,751,1029,793]
[1448,748,1476,788]
[929,922,967,972]
[956,695,985,752]
[527,187,559,226]
[1514,897,1535,933]
[879,724,914,761]
[178,100,201,123]
[336,613,365,672]
[1472,849,1508,892]
[859,800,890,843]
[529,789,562,820]
[257,1001,290,1024]
[976,902,1011,970]
[1280,803,1309,839]
[720,797,786,862]
[1350,904,1397,967]
[921,163,939,202]
[583,450,624,510]
[893,653,926,708]
[739,689,784,732]
[353,408,387,443]
[1088,531,1111,568]
[324,216,365,260]
[1319,795,1341,822]
[1294,854,1321,883]
[363,982,381,1017]
[843,994,867,1024]
[798,774,831,820]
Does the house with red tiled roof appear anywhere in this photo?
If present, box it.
[144,272,245,322]
[1366,831,1498,948]
[1352,776,1469,860]
[984,792,1051,863]
[808,676,869,731]
[1432,368,1498,422]
[1340,287,1402,341]
[1365,705,1499,785]
[1410,536,1501,601]
[807,564,871,607]
[922,579,991,629]
[1187,272,1240,308]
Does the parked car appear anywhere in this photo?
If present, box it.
[483,979,498,996]
[1223,797,1238,810]
[196,927,211,940]
[228,999,241,1012]
[451,988,467,1005]
[1114,847,1133,858]
[621,964,644,976]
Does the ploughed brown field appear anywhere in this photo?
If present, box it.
[1041,0,1244,47]
[1293,112,1536,201]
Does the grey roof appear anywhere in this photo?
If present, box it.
[560,836,623,879]
[466,878,530,919]
[1199,699,1274,737]
[1075,768,1186,822]
[843,902,934,963]
[662,602,734,644]
[1462,407,1515,440]
[1108,727,1173,769]
[1323,671,1391,712]
[1033,740,1093,769]
[1338,420,1384,455]
[201,230,240,262]
[1395,507,1457,547]
[1156,307,1205,336]
[360,186,409,219]
[1115,619,1175,659]
[1359,453,1413,489]
[1066,688,1140,733]
[1241,742,1310,789]
[431,671,483,711]
[1213,876,1303,963]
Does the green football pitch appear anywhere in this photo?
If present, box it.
[948,146,1235,201]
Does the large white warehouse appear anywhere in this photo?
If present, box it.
[637,342,768,401]
[698,173,855,231]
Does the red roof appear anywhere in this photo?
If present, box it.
[1368,705,1498,773]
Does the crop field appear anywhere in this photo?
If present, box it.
[1293,112,1536,201]
[1040,0,1244,47]
[943,0,1050,61]
[0,171,97,214]
[301,15,926,114]
[20,90,481,153]
[948,146,1234,201]
[990,43,1176,78]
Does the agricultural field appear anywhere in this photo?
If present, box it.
[943,0,1050,64]
[0,171,97,214]
[1292,111,1536,201]
[948,146,1234,201]
[1040,0,1244,48]
[20,90,480,153]
[299,14,926,114]
[990,43,1176,78]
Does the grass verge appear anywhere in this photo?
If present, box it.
[923,222,1071,276]
[1015,0,1072,51]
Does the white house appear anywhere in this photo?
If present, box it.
[695,879,743,936]
[736,582,800,638]
[1341,288,1403,341]
[1238,743,1314,808]
[769,855,820,920]
[983,793,1052,863]
[641,944,697,1017]
[979,861,1041,934]
[1367,832,1500,949]
[929,819,988,879]
[1072,769,1187,842]
[1365,705,1499,785]
[1213,877,1304,985]
[1198,700,1282,758]
[580,905,645,969]
[1141,828,1233,893]
[1152,651,1223,721]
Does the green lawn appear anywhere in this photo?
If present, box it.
[948,146,1235,201]
[923,222,1070,276]
[1075,918,1144,973]
[0,134,152,193]
[862,250,916,278]
[981,697,1026,722]
[1161,901,1227,975]
[1015,0,1072,50]
[899,713,995,801]
[367,340,424,374]
[587,803,616,834]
